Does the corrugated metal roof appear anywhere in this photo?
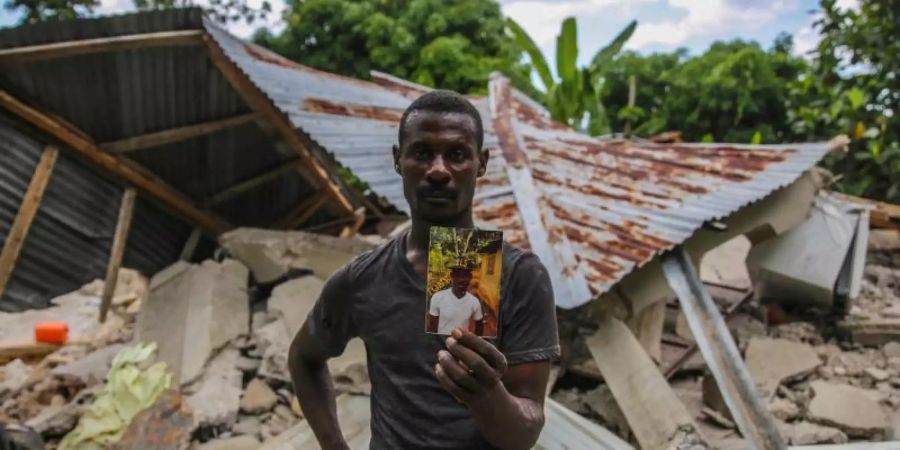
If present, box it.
[0,9,333,229]
[208,31,832,308]
[0,117,190,311]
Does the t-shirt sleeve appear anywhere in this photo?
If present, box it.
[429,293,441,316]
[499,252,561,366]
[305,263,356,358]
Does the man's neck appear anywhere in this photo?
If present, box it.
[451,288,468,298]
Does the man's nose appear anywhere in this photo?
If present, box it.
[426,155,451,184]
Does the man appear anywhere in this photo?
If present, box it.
[288,90,559,449]
[427,260,484,336]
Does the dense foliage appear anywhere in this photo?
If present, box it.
[506,17,636,135]
[3,0,268,24]
[593,0,898,202]
[253,0,534,96]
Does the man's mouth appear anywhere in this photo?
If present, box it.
[419,189,457,205]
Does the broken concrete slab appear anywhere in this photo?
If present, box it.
[700,235,752,290]
[745,338,821,399]
[807,380,888,437]
[137,259,249,384]
[184,347,242,429]
[259,394,371,450]
[0,359,31,400]
[884,342,900,359]
[196,435,260,450]
[51,344,124,387]
[232,415,262,437]
[586,315,700,450]
[114,389,193,450]
[219,228,377,283]
[782,421,849,445]
[25,386,96,437]
[768,397,801,421]
[240,379,278,414]
[268,275,324,336]
[840,319,900,346]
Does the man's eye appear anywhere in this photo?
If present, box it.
[449,149,466,161]
[413,149,430,160]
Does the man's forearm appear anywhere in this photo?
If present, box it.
[468,384,544,450]
[289,343,347,449]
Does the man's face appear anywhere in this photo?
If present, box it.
[450,269,473,292]
[393,111,488,224]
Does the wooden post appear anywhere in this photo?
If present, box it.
[273,192,330,230]
[0,146,58,298]
[339,207,367,238]
[99,188,137,323]
[179,227,202,262]
[101,112,258,154]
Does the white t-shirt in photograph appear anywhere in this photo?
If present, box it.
[429,288,484,335]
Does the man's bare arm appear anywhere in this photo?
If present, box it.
[474,318,484,336]
[435,329,549,449]
[288,321,348,450]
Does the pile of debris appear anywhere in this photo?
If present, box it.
[0,228,377,450]
[552,227,900,449]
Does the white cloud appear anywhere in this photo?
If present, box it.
[624,0,800,50]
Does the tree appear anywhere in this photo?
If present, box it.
[3,0,98,23]
[254,0,534,96]
[506,17,637,135]
[787,0,899,202]
[135,0,271,25]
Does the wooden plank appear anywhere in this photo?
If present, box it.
[661,247,786,450]
[0,30,204,64]
[339,207,367,238]
[179,228,202,262]
[206,159,303,207]
[830,191,900,230]
[0,146,58,298]
[273,192,329,230]
[0,341,60,364]
[100,112,259,154]
[586,314,698,450]
[99,188,137,322]
[201,33,354,217]
[0,90,230,235]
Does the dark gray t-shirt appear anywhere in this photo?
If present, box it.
[306,232,560,449]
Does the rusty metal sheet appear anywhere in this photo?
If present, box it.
[205,22,834,308]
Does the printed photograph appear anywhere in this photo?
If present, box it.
[425,227,504,338]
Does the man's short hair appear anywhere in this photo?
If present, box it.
[398,90,484,149]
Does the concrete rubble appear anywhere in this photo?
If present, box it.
[0,212,897,450]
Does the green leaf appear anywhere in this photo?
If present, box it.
[589,20,637,71]
[846,87,865,110]
[506,18,554,92]
[751,130,762,144]
[701,133,714,143]
[556,17,578,84]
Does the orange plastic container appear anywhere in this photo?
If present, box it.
[34,321,68,345]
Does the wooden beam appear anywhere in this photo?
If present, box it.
[201,34,355,217]
[0,146,58,298]
[206,158,304,207]
[99,188,137,323]
[274,192,329,230]
[661,247,786,449]
[0,90,230,235]
[100,112,258,154]
[0,30,204,64]
[339,207,367,238]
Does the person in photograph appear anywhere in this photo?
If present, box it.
[288,90,558,449]
[427,260,484,336]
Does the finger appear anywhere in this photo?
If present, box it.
[445,338,500,386]
[437,350,482,392]
[434,363,468,403]
[451,329,508,376]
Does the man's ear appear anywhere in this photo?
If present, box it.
[392,144,401,175]
[476,147,489,177]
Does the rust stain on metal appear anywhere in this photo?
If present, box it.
[301,97,403,123]
[488,77,527,168]
[511,97,571,132]
[114,390,193,450]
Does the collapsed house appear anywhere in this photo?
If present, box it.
[1,8,898,450]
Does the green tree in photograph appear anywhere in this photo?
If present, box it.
[506,17,637,135]
[254,0,535,96]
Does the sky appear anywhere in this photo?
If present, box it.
[0,0,858,63]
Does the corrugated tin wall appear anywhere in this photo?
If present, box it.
[0,117,192,311]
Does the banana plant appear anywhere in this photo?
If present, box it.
[507,17,636,136]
